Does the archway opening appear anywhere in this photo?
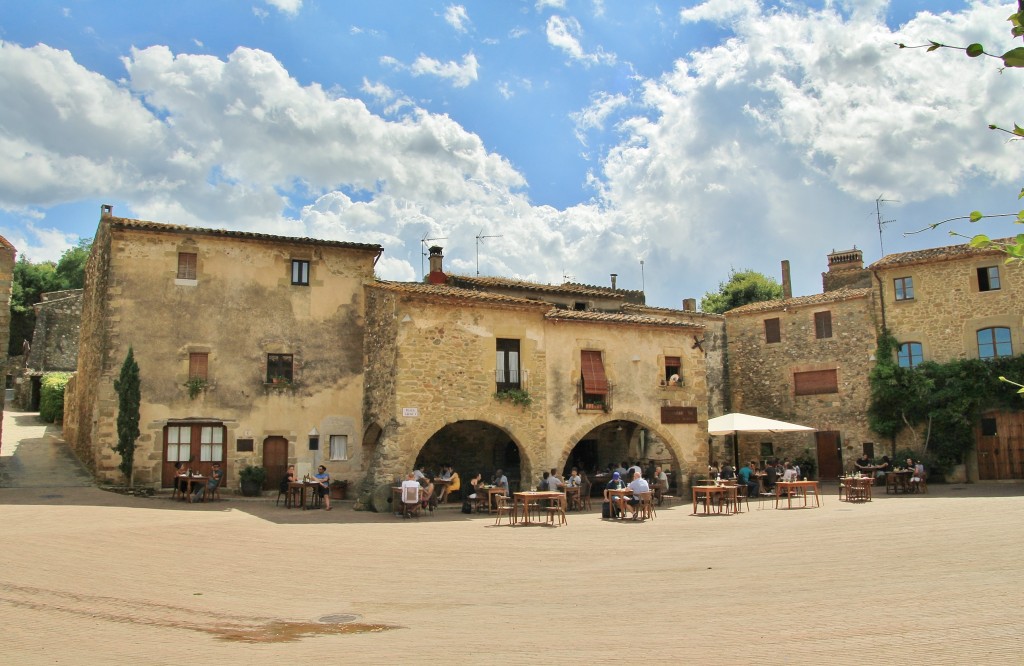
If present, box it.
[414,420,526,492]
[565,419,681,496]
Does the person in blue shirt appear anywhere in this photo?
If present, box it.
[738,461,759,498]
[313,465,331,510]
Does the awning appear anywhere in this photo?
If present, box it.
[707,412,814,435]
[581,350,609,395]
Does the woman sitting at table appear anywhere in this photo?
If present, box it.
[420,477,436,512]
[173,461,192,497]
[279,464,297,493]
[439,468,460,503]
[462,473,482,513]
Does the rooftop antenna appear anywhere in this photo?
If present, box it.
[420,233,447,279]
[639,259,645,292]
[875,195,899,255]
[475,229,502,276]
[562,271,575,283]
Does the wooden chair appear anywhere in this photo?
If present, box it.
[730,485,749,513]
[276,482,299,507]
[494,494,515,526]
[885,473,900,495]
[545,494,567,526]
[580,480,592,510]
[633,492,655,520]
[401,484,421,518]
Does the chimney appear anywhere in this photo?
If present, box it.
[682,298,696,311]
[101,204,113,218]
[610,273,617,290]
[427,246,447,284]
[781,260,792,300]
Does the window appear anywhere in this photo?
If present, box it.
[977,327,1012,359]
[495,339,521,392]
[981,418,997,437]
[199,426,224,462]
[267,353,293,382]
[573,301,587,311]
[189,352,208,380]
[236,438,254,452]
[329,435,348,461]
[897,342,923,369]
[764,318,781,344]
[794,369,838,396]
[814,311,833,339]
[166,425,192,461]
[580,350,609,408]
[291,259,310,286]
[894,277,914,301]
[177,252,197,280]
[308,436,320,451]
[664,356,681,384]
[862,442,875,458]
[978,266,1001,292]
[760,442,774,458]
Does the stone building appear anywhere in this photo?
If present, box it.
[65,206,383,489]
[0,234,15,447]
[869,240,1024,480]
[13,289,83,410]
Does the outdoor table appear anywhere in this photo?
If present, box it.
[604,487,634,518]
[289,480,320,509]
[513,491,564,525]
[691,485,733,514]
[474,485,506,513]
[432,478,452,501]
[774,480,821,509]
[840,477,873,502]
[180,475,207,502]
[886,470,913,494]
[563,485,581,510]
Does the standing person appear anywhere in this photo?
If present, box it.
[313,465,331,510]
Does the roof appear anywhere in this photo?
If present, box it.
[545,308,704,329]
[869,238,1013,270]
[446,274,642,300]
[106,217,382,253]
[369,281,551,308]
[621,302,725,320]
[725,287,872,315]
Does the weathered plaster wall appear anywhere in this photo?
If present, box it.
[0,235,15,444]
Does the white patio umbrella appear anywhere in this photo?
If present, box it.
[707,413,815,435]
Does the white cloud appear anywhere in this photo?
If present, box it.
[410,52,479,87]
[545,15,616,67]
[444,5,470,33]
[263,0,302,16]
[571,92,629,145]
[680,0,759,24]
[536,0,566,10]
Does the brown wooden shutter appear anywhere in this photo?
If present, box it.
[177,252,197,280]
[581,350,609,394]
[794,369,838,396]
[764,318,781,344]
[189,352,208,380]
[814,311,832,339]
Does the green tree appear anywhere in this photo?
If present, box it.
[54,237,91,289]
[38,372,73,424]
[700,269,783,314]
[114,347,141,485]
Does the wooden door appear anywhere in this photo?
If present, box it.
[263,436,289,491]
[815,431,842,480]
[977,412,1024,480]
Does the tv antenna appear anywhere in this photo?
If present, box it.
[475,229,502,276]
[562,271,575,283]
[875,195,899,255]
[420,233,447,279]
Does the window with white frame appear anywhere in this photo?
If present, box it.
[329,435,349,461]
[199,426,224,462]
[166,425,192,461]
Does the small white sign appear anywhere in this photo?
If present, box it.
[402,407,419,417]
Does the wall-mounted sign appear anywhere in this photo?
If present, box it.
[402,407,419,417]
[661,406,697,424]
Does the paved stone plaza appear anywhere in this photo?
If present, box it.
[2,408,1022,665]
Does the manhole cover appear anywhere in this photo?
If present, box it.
[318,614,359,624]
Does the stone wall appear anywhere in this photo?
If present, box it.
[725,289,880,468]
[27,289,82,373]
[0,235,15,445]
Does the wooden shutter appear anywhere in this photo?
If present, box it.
[580,350,608,394]
[177,252,197,280]
[814,311,832,339]
[764,318,781,344]
[794,369,838,396]
[189,352,208,380]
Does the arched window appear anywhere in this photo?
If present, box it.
[897,342,923,368]
[977,327,1012,359]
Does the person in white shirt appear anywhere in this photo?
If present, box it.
[400,472,421,517]
[625,470,650,518]
[566,467,582,487]
[781,463,799,482]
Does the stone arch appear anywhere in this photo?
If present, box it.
[557,409,685,469]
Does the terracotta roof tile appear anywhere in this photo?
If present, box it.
[446,274,640,299]
[869,238,1012,269]
[621,303,725,320]
[725,287,872,315]
[545,308,704,328]
[369,281,549,307]
[107,217,382,253]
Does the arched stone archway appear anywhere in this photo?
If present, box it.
[412,419,533,492]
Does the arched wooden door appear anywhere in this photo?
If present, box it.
[262,437,289,491]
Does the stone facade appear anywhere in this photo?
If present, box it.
[0,234,15,446]
[67,207,382,489]
[725,288,879,470]
[12,289,83,409]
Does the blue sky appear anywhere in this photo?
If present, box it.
[0,0,1020,307]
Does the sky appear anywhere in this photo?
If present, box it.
[0,0,1021,309]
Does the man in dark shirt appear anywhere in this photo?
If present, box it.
[855,454,873,474]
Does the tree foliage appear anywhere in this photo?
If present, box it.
[700,269,783,314]
[114,347,141,484]
[38,372,73,424]
[9,238,92,355]
[900,2,1024,255]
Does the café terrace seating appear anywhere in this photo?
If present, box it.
[401,484,422,518]
[494,494,516,526]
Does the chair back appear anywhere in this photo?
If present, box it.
[401,484,420,504]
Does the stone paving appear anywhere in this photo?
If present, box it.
[1,408,1023,664]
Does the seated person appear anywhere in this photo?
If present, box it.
[313,464,331,510]
[652,466,669,504]
[438,466,460,502]
[173,461,191,496]
[910,461,926,488]
[720,463,736,481]
[463,472,483,512]
[625,470,650,518]
[874,456,891,480]
[605,471,627,518]
[492,469,509,495]
[190,462,224,503]
[279,464,297,493]
[854,453,873,475]
[566,467,582,487]
[738,461,759,498]
[400,472,421,516]
[708,461,721,479]
[420,477,436,511]
[543,470,563,491]
[781,463,799,482]
[762,462,778,493]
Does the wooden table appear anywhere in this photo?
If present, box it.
[774,480,821,509]
[603,487,633,518]
[885,470,913,494]
[513,491,564,525]
[289,480,321,509]
[564,485,581,510]
[476,486,506,513]
[691,484,736,514]
[841,476,873,502]
[178,475,207,502]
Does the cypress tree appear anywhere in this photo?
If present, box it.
[113,347,141,485]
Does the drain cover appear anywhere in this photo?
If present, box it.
[318,613,359,624]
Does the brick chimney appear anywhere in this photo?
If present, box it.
[427,246,447,284]
[610,273,617,290]
[101,204,113,218]
[682,298,696,311]
[781,260,792,300]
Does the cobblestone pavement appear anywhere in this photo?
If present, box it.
[1,409,1023,664]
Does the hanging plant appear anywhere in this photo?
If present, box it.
[493,388,532,407]
[184,376,208,399]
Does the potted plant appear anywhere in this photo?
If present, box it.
[329,479,349,500]
[184,376,208,399]
[239,465,266,496]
